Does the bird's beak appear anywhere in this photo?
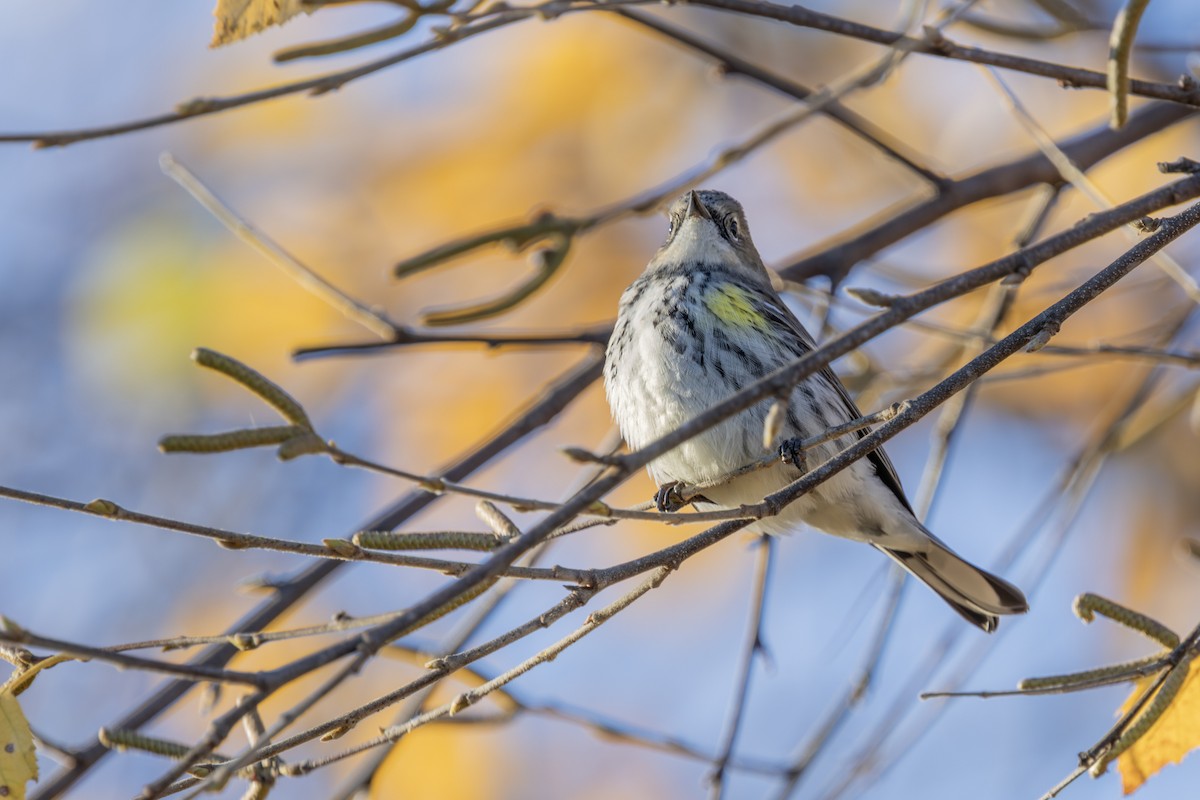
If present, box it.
[685,190,711,221]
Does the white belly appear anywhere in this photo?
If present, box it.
[604,272,918,545]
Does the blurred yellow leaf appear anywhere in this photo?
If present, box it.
[0,692,37,800]
[212,0,315,47]
[68,215,346,427]
[1116,658,1200,794]
[370,724,513,799]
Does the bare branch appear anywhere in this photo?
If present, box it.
[161,155,401,341]
[691,0,1200,108]
[614,9,946,186]
[781,102,1196,285]
[709,536,774,798]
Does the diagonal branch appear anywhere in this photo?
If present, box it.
[691,0,1200,108]
[779,101,1196,285]
[614,9,946,186]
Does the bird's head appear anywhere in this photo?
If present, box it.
[650,189,768,280]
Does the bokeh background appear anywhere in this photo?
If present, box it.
[3,0,1200,797]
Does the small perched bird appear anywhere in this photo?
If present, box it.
[604,189,1028,631]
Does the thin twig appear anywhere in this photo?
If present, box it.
[0,484,587,582]
[780,102,1195,285]
[614,8,946,186]
[772,568,906,799]
[160,154,401,340]
[982,68,1200,305]
[282,566,675,776]
[0,0,652,148]
[709,536,774,798]
[377,640,791,775]
[692,0,1200,108]
[326,444,625,799]
[0,629,264,687]
[912,280,1018,520]
[182,652,373,797]
[293,325,611,360]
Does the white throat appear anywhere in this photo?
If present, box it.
[658,217,739,267]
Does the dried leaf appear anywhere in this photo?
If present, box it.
[0,692,37,799]
[212,0,316,47]
[1116,657,1200,793]
[2,654,75,697]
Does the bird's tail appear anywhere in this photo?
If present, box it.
[876,538,1028,633]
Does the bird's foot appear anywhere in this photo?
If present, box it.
[654,482,688,513]
[778,437,808,472]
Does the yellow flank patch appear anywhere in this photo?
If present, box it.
[705,284,769,330]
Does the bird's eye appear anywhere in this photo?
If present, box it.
[724,215,741,241]
[666,215,679,238]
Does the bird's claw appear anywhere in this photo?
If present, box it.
[778,437,808,471]
[654,482,688,513]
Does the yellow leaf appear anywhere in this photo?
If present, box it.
[369,724,514,799]
[1116,657,1200,794]
[0,692,37,800]
[211,0,315,47]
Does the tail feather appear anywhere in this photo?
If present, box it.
[876,541,1028,633]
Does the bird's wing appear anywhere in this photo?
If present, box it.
[753,288,915,514]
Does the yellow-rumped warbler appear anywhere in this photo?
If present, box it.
[604,189,1027,632]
